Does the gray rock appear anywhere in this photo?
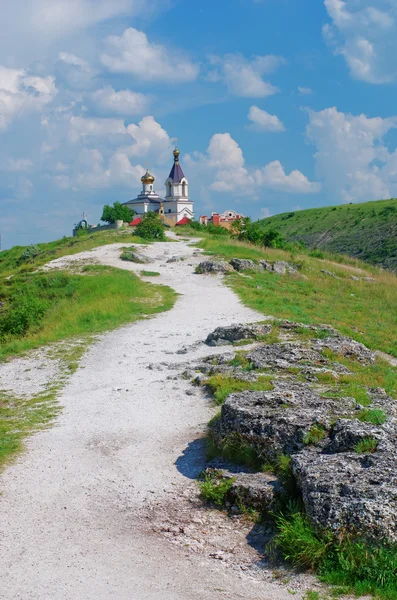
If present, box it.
[212,379,357,461]
[230,258,258,272]
[314,335,375,364]
[166,256,184,263]
[259,260,273,272]
[292,441,397,542]
[321,269,338,278]
[273,261,287,275]
[204,461,280,510]
[195,261,234,274]
[247,342,327,370]
[205,323,272,346]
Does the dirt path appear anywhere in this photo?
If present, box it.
[0,236,303,600]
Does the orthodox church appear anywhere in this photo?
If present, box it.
[123,146,194,224]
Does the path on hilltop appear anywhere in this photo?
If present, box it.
[0,236,301,600]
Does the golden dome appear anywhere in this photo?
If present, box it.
[173,147,180,161]
[141,170,155,184]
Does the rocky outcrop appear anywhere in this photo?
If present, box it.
[200,322,397,543]
[120,250,150,263]
[205,323,272,346]
[229,258,258,272]
[196,260,234,274]
[260,260,298,275]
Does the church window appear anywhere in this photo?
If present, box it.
[168,209,172,213]
[167,182,172,196]
[182,181,187,196]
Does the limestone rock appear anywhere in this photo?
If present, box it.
[229,258,258,272]
[195,261,234,274]
[205,323,272,346]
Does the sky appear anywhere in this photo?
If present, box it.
[1,0,397,249]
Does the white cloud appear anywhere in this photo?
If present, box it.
[59,52,90,72]
[92,86,149,116]
[101,28,199,82]
[248,105,285,132]
[323,0,397,83]
[208,53,284,97]
[52,148,144,190]
[125,115,171,161]
[67,116,128,143]
[260,207,271,218]
[298,86,313,95]
[0,66,57,130]
[254,161,320,193]
[306,106,397,201]
[186,132,319,195]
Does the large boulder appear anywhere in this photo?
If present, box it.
[205,323,272,346]
[196,260,234,274]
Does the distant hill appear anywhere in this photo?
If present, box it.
[258,199,397,271]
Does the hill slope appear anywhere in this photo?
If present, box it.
[258,199,397,271]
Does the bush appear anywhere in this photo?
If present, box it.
[358,408,387,425]
[134,212,166,240]
[18,245,40,264]
[0,294,48,337]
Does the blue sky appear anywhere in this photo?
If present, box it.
[1,0,397,248]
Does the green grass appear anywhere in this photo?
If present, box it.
[358,408,387,425]
[0,266,176,361]
[207,431,262,468]
[0,228,150,279]
[273,509,397,599]
[195,235,397,358]
[256,198,397,271]
[198,470,235,506]
[203,373,274,405]
[141,270,160,276]
[303,425,327,446]
[355,437,379,453]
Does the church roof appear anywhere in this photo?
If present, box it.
[176,216,190,226]
[168,161,185,183]
[168,147,185,183]
[129,217,142,226]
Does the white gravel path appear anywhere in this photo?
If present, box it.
[0,235,300,600]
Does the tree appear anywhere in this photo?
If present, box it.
[101,202,135,224]
[135,212,166,240]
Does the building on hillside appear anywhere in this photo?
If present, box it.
[200,209,244,230]
[122,147,194,225]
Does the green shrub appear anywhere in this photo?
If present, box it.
[18,245,40,263]
[101,201,135,224]
[120,250,144,263]
[141,270,160,277]
[199,470,235,506]
[134,212,166,240]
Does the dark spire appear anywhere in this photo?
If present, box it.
[168,145,185,183]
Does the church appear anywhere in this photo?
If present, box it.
[123,146,194,225]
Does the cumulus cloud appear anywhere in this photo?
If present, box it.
[52,148,144,190]
[248,105,285,132]
[67,116,128,143]
[125,116,171,161]
[101,28,199,82]
[186,132,319,195]
[306,106,397,201]
[59,52,90,71]
[0,66,57,130]
[92,86,149,116]
[2,158,34,172]
[208,53,284,97]
[323,0,397,83]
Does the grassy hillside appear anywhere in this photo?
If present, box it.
[196,236,397,359]
[256,198,397,271]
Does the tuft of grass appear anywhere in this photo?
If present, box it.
[303,424,327,446]
[357,408,387,425]
[203,374,274,405]
[273,507,397,599]
[198,470,235,506]
[141,270,160,277]
[354,437,378,453]
[228,352,254,371]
